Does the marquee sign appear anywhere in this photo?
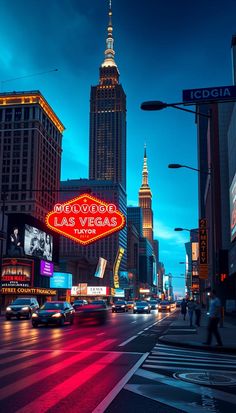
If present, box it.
[45,193,126,245]
[199,218,208,279]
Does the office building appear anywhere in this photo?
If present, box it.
[0,91,64,222]
[89,1,126,191]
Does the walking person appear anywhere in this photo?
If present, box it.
[187,299,195,327]
[180,298,187,321]
[203,289,223,347]
[194,300,202,326]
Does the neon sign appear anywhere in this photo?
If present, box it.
[45,193,126,245]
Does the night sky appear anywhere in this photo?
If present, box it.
[1,0,236,295]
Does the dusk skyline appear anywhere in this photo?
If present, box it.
[1,0,236,294]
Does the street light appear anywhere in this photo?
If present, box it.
[168,163,211,175]
[140,100,210,117]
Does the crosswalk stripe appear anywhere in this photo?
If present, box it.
[15,352,121,413]
[0,339,116,400]
[148,355,236,365]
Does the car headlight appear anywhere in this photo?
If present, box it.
[158,306,161,309]
[112,305,115,308]
[6,307,12,311]
[144,306,148,310]
[167,306,170,308]
[52,313,62,318]
[121,305,125,308]
[134,306,137,310]
[22,306,30,311]
[32,313,38,318]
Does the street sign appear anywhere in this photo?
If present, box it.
[182,85,236,104]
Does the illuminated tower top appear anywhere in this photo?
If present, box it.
[101,0,118,69]
[140,144,152,193]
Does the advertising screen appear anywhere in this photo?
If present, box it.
[24,225,53,261]
[94,257,107,278]
[1,258,34,287]
[230,173,236,241]
[71,284,88,296]
[40,260,54,277]
[50,272,72,289]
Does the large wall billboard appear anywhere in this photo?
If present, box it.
[24,225,53,261]
[6,214,59,263]
[230,173,236,242]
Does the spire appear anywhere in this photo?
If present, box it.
[142,144,149,187]
[101,0,117,68]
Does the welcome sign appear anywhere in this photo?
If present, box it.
[45,193,126,245]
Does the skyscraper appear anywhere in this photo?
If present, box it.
[138,145,154,243]
[0,91,64,222]
[89,0,127,191]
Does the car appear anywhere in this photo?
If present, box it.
[158,300,172,312]
[72,299,88,310]
[170,301,177,310]
[112,300,128,313]
[127,301,135,310]
[133,301,151,314]
[75,300,109,325]
[31,301,75,327]
[148,300,159,310]
[5,297,39,320]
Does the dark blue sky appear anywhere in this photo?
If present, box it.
[1,0,236,295]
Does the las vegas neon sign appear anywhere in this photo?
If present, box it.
[46,193,126,245]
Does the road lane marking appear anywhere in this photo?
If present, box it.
[92,352,149,413]
[119,336,137,346]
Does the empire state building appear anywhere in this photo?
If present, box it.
[89,0,127,191]
[138,146,154,244]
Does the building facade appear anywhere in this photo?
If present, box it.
[0,91,64,222]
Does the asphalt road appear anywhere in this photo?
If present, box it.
[0,309,175,413]
[1,310,235,413]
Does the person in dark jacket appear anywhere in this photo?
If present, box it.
[194,300,202,326]
[180,298,187,320]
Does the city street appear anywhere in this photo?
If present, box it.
[1,309,236,413]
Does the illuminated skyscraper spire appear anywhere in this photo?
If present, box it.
[141,143,149,187]
[101,0,117,68]
[139,144,153,243]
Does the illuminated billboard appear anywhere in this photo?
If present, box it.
[1,258,34,288]
[230,173,236,241]
[45,193,126,245]
[40,260,54,277]
[24,225,53,261]
[50,272,72,289]
[94,257,107,278]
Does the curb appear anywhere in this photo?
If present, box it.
[158,335,236,355]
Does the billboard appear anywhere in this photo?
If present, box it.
[230,173,236,242]
[94,257,107,279]
[24,225,53,261]
[6,214,59,263]
[40,260,54,277]
[50,272,72,289]
[182,85,236,104]
[1,258,34,288]
[71,284,88,296]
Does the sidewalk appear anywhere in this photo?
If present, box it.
[158,310,236,354]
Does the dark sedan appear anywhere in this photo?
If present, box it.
[74,300,109,325]
[112,300,128,313]
[32,301,75,327]
[133,301,151,314]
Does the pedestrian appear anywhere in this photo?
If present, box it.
[180,298,187,320]
[187,299,195,327]
[195,299,202,326]
[203,289,223,347]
